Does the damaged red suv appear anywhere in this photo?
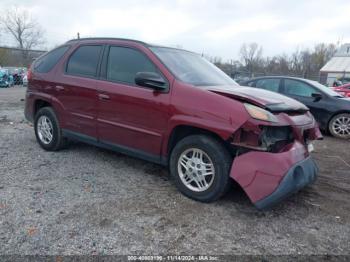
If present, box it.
[25,38,322,209]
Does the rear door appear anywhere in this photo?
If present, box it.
[96,45,171,158]
[241,80,256,87]
[54,44,103,138]
[255,78,282,93]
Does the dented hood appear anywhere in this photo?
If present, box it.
[204,85,309,113]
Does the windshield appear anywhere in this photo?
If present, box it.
[306,80,344,97]
[150,47,238,86]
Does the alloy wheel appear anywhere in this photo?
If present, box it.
[177,148,215,192]
[37,115,53,144]
[331,115,350,137]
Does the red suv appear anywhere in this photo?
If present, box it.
[25,38,322,209]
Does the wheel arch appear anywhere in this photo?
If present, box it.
[33,94,66,126]
[165,124,234,163]
[34,98,52,116]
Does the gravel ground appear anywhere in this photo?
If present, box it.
[0,87,349,256]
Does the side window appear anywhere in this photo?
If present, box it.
[246,81,255,87]
[66,45,102,77]
[34,46,70,73]
[255,79,280,92]
[284,79,317,97]
[107,46,158,85]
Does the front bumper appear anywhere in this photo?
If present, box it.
[254,156,317,209]
[230,141,318,209]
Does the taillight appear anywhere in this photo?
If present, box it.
[27,67,32,80]
[347,93,350,98]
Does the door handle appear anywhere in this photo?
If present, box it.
[98,93,110,100]
[55,85,65,91]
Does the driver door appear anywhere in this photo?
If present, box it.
[96,45,171,157]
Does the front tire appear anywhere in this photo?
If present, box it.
[34,107,67,151]
[169,135,232,202]
[329,113,350,139]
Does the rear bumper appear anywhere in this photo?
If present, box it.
[230,141,318,209]
[24,91,34,123]
[254,156,317,209]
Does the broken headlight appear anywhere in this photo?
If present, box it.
[259,126,294,152]
[244,103,278,123]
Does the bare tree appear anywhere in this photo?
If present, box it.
[311,43,337,73]
[0,7,45,65]
[290,48,303,75]
[239,42,263,76]
[201,42,338,81]
[264,54,290,75]
[205,55,222,65]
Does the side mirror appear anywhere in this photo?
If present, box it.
[311,93,322,102]
[135,72,167,91]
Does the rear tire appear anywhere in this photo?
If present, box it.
[34,107,67,151]
[329,113,350,139]
[169,135,232,202]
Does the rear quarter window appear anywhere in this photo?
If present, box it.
[34,46,70,73]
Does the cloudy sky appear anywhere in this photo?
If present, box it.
[0,0,349,61]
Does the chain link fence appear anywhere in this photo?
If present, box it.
[0,46,46,86]
[0,46,45,68]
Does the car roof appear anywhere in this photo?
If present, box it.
[66,37,149,46]
[65,37,195,53]
[243,76,310,82]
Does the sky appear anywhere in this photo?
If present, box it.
[0,0,349,61]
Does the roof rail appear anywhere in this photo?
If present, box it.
[65,37,149,46]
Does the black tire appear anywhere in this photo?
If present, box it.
[34,107,67,151]
[169,134,232,202]
[329,113,350,139]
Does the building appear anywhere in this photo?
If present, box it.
[320,44,350,86]
[0,46,46,68]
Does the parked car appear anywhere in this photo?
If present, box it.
[22,73,28,87]
[0,69,11,88]
[2,69,15,87]
[241,76,350,139]
[333,83,350,98]
[7,73,14,87]
[3,67,26,85]
[25,38,322,209]
[14,68,26,85]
